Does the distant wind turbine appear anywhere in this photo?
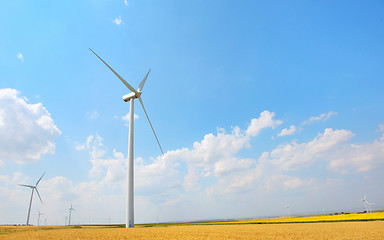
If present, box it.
[286,203,291,218]
[18,173,45,225]
[90,49,164,228]
[68,202,75,226]
[37,210,43,226]
[361,194,373,213]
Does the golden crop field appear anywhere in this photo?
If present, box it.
[1,222,384,240]
[1,213,384,240]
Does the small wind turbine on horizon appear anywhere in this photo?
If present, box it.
[18,173,45,225]
[286,203,291,218]
[90,49,164,228]
[37,210,43,226]
[68,202,75,226]
[361,194,373,213]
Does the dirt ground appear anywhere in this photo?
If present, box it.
[1,221,384,240]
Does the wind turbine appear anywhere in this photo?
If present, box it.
[37,210,43,226]
[90,49,164,228]
[18,173,45,225]
[361,194,373,213]
[286,203,291,218]
[68,202,75,226]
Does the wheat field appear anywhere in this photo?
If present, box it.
[1,221,384,239]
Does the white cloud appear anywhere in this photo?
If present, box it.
[76,134,126,184]
[0,88,61,164]
[270,128,355,171]
[17,52,24,61]
[283,176,314,190]
[135,111,282,194]
[278,125,296,137]
[124,0,128,6]
[246,111,282,136]
[327,136,384,173]
[113,16,122,25]
[303,111,338,125]
[75,135,95,150]
[75,111,283,197]
[121,112,139,126]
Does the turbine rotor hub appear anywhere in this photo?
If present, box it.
[122,91,142,102]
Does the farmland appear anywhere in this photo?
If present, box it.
[1,212,384,239]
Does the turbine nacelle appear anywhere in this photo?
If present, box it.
[123,91,142,102]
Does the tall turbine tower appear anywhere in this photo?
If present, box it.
[68,202,75,226]
[90,49,164,228]
[18,173,45,225]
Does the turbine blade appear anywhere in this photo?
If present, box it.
[36,172,45,186]
[35,188,43,204]
[138,97,164,155]
[138,69,151,92]
[89,48,138,94]
[18,184,34,188]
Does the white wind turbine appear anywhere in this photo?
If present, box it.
[361,194,373,213]
[90,49,164,228]
[37,210,43,226]
[68,202,75,226]
[18,173,45,225]
[286,203,291,218]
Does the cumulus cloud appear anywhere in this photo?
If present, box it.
[75,135,95,151]
[278,125,296,137]
[124,0,128,6]
[303,111,337,125]
[17,52,24,61]
[76,111,283,196]
[135,111,282,194]
[76,134,126,184]
[327,136,384,173]
[0,89,61,164]
[270,128,355,171]
[77,112,384,202]
[113,16,122,25]
[246,111,282,136]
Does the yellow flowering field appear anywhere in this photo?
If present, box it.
[198,211,384,225]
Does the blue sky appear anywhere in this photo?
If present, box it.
[1,0,383,225]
